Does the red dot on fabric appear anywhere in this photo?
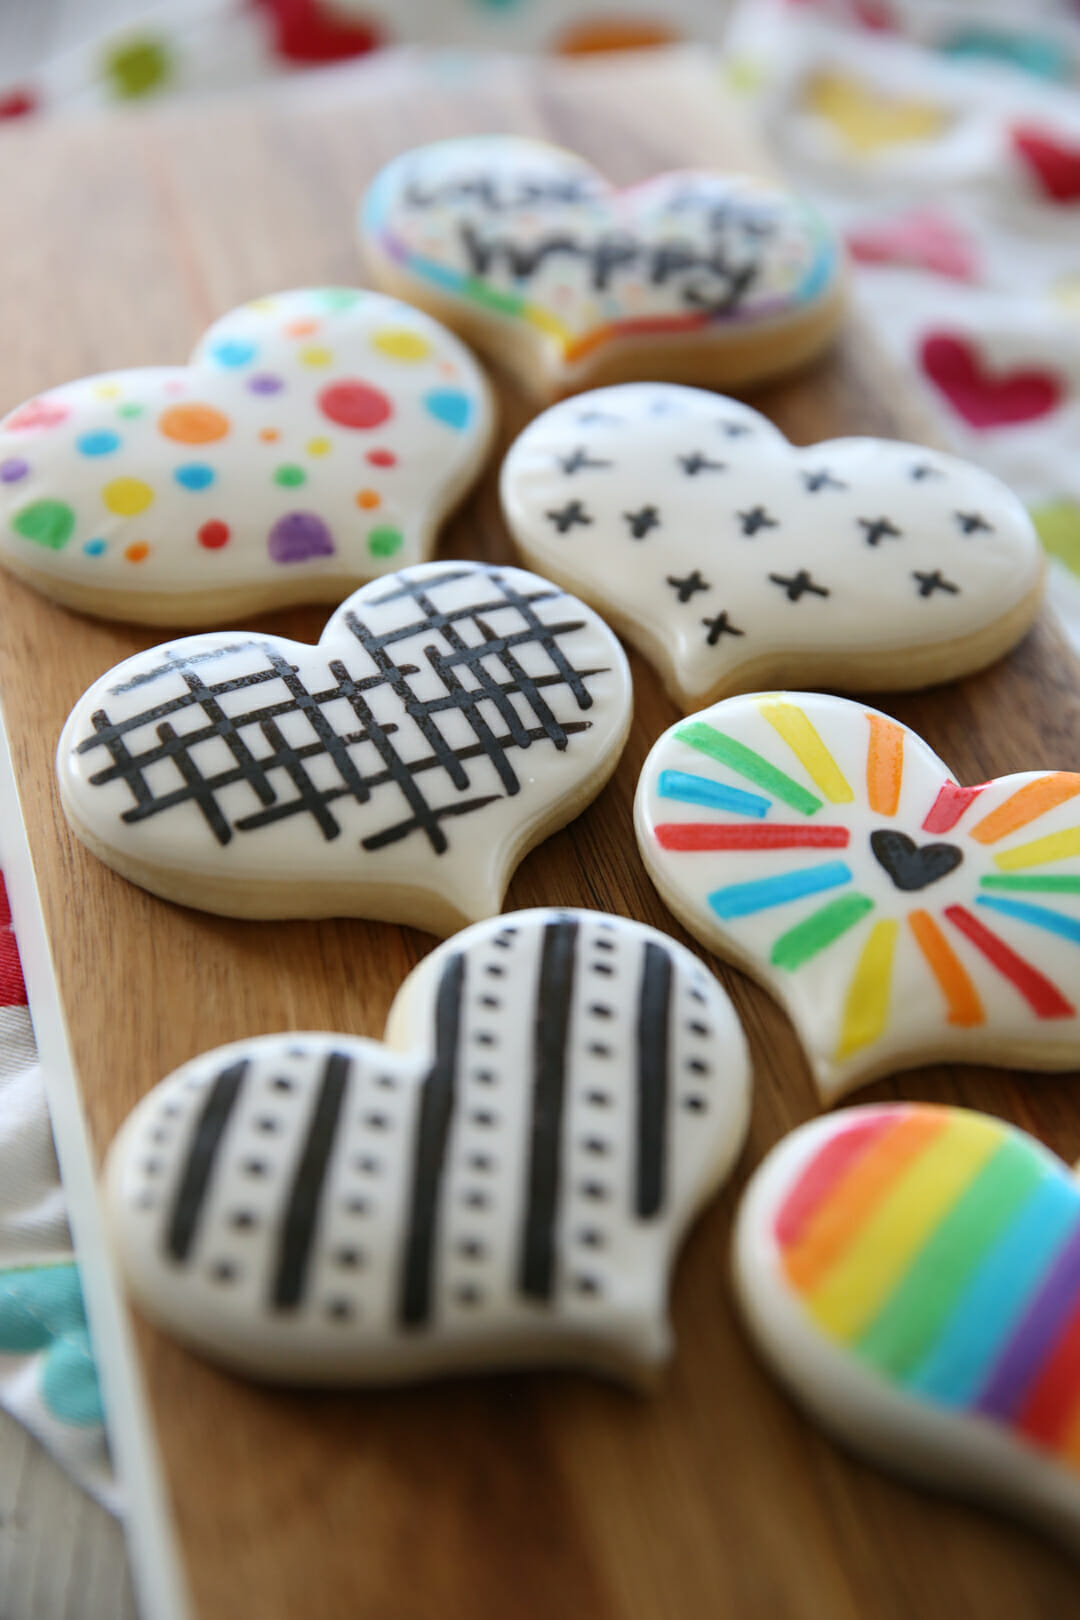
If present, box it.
[366,447,396,467]
[0,875,11,929]
[319,380,392,431]
[198,520,230,549]
[0,87,36,120]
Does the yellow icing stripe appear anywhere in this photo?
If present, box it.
[807,1113,1001,1341]
[993,829,1080,872]
[759,702,854,803]
[835,919,898,1060]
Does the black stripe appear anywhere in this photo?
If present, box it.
[519,919,580,1301]
[635,943,673,1218]
[165,1060,249,1261]
[398,955,466,1328]
[271,1052,351,1309]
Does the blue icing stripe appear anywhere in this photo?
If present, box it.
[907,1174,1079,1408]
[424,388,473,430]
[977,894,1080,946]
[708,861,851,921]
[658,769,770,819]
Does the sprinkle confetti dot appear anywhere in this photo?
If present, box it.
[159,404,230,445]
[175,464,215,491]
[77,431,121,457]
[268,512,335,564]
[124,542,150,564]
[319,381,392,431]
[367,448,396,468]
[6,399,69,432]
[372,328,432,362]
[198,521,230,551]
[103,478,154,517]
[301,347,333,368]
[212,341,257,368]
[423,389,472,431]
[0,459,28,484]
[367,525,403,558]
[248,375,283,396]
[274,466,306,488]
[355,489,380,510]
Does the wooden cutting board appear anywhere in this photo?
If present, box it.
[1,45,1079,1620]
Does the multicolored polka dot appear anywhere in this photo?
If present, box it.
[366,447,397,468]
[13,499,75,550]
[6,399,69,432]
[103,478,154,517]
[372,328,432,362]
[274,465,306,488]
[124,541,150,563]
[117,403,145,420]
[83,538,107,558]
[319,290,361,311]
[285,318,320,339]
[159,404,230,445]
[423,388,473,431]
[259,428,281,443]
[307,438,332,457]
[367,525,403,558]
[319,381,392,431]
[77,430,121,457]
[93,383,122,402]
[174,464,215,491]
[268,513,335,564]
[248,374,283,396]
[198,521,230,550]
[212,340,257,368]
[300,347,333,368]
[0,459,29,484]
[355,489,381,510]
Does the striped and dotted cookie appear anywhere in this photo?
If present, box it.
[0,288,493,625]
[735,1103,1080,1553]
[106,909,751,1385]
[636,691,1080,1099]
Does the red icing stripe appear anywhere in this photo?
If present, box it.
[654,824,850,852]
[774,1113,898,1248]
[1015,1297,1080,1450]
[922,782,985,834]
[944,905,1075,1019]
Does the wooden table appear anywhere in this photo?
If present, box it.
[1,44,1079,1620]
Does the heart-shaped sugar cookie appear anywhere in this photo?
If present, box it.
[0,288,493,625]
[735,1102,1080,1552]
[105,908,751,1384]
[359,136,843,399]
[636,692,1080,1100]
[502,384,1043,708]
[57,561,631,931]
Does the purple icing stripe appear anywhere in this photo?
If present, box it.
[975,1219,1080,1420]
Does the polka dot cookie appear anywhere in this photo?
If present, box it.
[105,908,751,1385]
[0,288,493,626]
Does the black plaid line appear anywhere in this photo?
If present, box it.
[75,573,606,856]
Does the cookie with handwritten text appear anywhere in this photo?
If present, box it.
[501,384,1044,708]
[57,561,631,930]
[105,908,751,1384]
[0,288,493,626]
[736,1103,1080,1552]
[359,137,844,400]
[636,693,1080,1100]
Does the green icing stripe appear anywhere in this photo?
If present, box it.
[463,276,528,318]
[981,873,1080,894]
[674,724,822,816]
[855,1138,1046,1381]
[770,893,873,971]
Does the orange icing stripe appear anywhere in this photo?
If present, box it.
[782,1110,946,1295]
[908,910,985,1027]
[970,774,1080,846]
[866,714,904,817]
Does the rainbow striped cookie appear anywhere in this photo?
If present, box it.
[636,692,1080,1099]
[735,1103,1080,1552]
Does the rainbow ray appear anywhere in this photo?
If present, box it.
[835,919,899,1059]
[982,873,1080,894]
[708,859,852,921]
[992,829,1080,872]
[908,910,984,1027]
[977,895,1080,946]
[866,714,904,817]
[758,701,853,803]
[944,905,1075,1020]
[771,893,874,970]
[970,773,1080,846]
[657,769,770,818]
[675,723,822,815]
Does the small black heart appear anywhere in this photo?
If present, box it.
[870,829,963,892]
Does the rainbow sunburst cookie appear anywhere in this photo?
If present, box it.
[736,1103,1080,1552]
[636,692,1080,1099]
[0,288,493,626]
[359,136,844,400]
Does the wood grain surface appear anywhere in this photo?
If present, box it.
[1,46,1079,1620]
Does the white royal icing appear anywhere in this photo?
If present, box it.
[636,691,1080,1099]
[0,288,493,618]
[735,1103,1080,1554]
[57,561,632,928]
[360,137,840,389]
[105,908,751,1384]
[501,383,1044,706]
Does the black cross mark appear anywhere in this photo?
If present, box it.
[702,611,745,645]
[954,511,993,535]
[679,452,726,476]
[738,506,779,536]
[624,506,660,539]
[546,500,593,533]
[718,421,752,437]
[769,570,830,602]
[910,464,943,481]
[667,570,710,603]
[75,570,608,859]
[914,570,960,597]
[577,410,624,425]
[859,516,902,547]
[558,447,612,475]
[802,469,848,493]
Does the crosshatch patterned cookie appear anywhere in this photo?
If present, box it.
[359,136,844,399]
[735,1103,1080,1553]
[57,561,632,930]
[501,383,1044,708]
[0,288,493,626]
[105,909,752,1385]
[636,692,1080,1100]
